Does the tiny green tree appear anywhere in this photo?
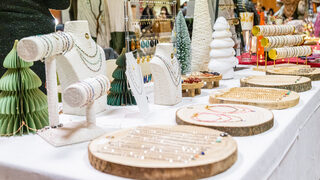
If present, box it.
[107,48,136,106]
[0,40,49,136]
[173,11,191,75]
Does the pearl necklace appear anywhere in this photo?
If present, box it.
[97,127,226,164]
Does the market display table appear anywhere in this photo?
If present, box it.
[1,67,320,180]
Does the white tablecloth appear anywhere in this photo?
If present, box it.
[1,67,320,180]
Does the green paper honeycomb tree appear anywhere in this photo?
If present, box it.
[0,40,49,136]
[107,48,136,106]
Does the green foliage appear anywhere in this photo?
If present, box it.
[107,48,136,106]
[173,11,191,75]
[0,40,49,136]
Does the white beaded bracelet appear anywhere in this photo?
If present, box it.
[63,75,110,107]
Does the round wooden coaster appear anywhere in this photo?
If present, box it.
[240,75,312,92]
[176,104,274,136]
[266,67,320,81]
[209,87,300,110]
[88,125,237,180]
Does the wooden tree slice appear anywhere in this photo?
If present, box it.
[182,82,204,97]
[88,125,237,180]
[266,66,320,81]
[198,75,222,89]
[240,75,312,92]
[176,104,274,136]
[252,64,310,72]
[209,87,300,110]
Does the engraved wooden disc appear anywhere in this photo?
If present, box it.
[176,104,274,136]
[240,75,312,92]
[266,67,320,81]
[88,125,237,180]
[209,87,300,110]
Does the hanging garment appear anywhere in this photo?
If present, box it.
[236,0,260,25]
[105,0,134,54]
[77,0,111,48]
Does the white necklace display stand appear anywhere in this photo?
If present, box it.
[16,20,109,147]
[125,53,149,115]
[56,21,107,116]
[150,43,182,106]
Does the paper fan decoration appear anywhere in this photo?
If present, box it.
[0,40,49,136]
[107,48,136,106]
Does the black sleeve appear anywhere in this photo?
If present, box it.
[44,0,70,10]
[248,1,260,25]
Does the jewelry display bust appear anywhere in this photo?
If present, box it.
[56,21,107,116]
[150,43,182,105]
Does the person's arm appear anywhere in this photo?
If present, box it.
[249,1,260,25]
[45,0,70,10]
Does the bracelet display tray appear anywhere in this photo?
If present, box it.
[88,125,237,180]
[209,87,300,110]
[266,66,320,81]
[176,104,274,136]
[240,75,312,92]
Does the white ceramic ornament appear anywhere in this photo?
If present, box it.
[190,0,213,71]
[209,17,238,80]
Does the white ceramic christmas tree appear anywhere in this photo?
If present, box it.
[208,17,238,80]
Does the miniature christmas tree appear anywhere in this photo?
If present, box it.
[208,17,238,79]
[0,40,49,136]
[107,48,136,106]
[191,0,213,71]
[173,11,191,75]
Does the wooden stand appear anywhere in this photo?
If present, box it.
[176,104,274,136]
[182,82,204,97]
[266,67,320,81]
[240,75,312,92]
[199,75,222,89]
[209,87,300,110]
[252,64,310,72]
[88,125,238,180]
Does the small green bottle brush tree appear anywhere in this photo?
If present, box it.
[173,11,191,75]
[107,48,136,106]
[0,40,49,136]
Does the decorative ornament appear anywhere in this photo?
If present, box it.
[173,11,191,75]
[0,40,49,136]
[190,0,213,71]
[209,17,238,80]
[85,33,90,39]
[107,49,136,106]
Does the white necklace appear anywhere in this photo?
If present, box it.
[126,58,143,95]
[155,55,181,87]
[72,37,102,72]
